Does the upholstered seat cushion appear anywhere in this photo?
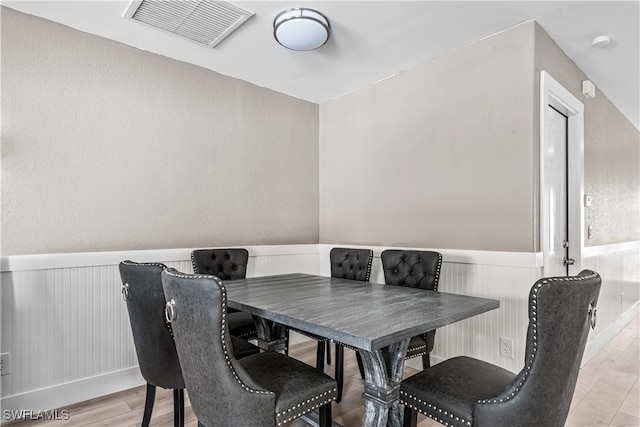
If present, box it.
[228,311,258,339]
[403,332,434,358]
[400,356,514,427]
[239,351,337,425]
[230,336,260,359]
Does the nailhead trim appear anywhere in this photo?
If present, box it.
[275,388,337,426]
[401,390,471,426]
[190,254,197,274]
[235,330,258,339]
[191,252,258,340]
[433,253,442,291]
[165,270,274,397]
[477,271,599,406]
[401,271,599,426]
[121,260,167,269]
[121,261,174,336]
[365,250,373,282]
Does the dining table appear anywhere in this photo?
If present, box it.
[225,273,500,427]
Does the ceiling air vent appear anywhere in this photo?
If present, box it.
[124,0,253,48]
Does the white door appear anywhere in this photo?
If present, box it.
[540,71,584,277]
[546,105,570,276]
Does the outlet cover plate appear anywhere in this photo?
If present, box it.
[499,337,513,359]
[0,353,11,375]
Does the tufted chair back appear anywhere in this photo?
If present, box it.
[161,269,276,426]
[120,260,186,427]
[381,250,442,290]
[381,250,443,369]
[191,248,249,280]
[473,270,601,426]
[330,248,373,282]
[119,261,184,390]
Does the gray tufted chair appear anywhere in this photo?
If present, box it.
[330,247,374,282]
[161,269,337,427]
[119,261,258,427]
[381,249,443,368]
[120,261,185,427]
[285,248,373,402]
[191,248,258,342]
[400,269,601,427]
[330,248,373,402]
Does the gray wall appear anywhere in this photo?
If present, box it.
[534,23,640,247]
[3,9,637,256]
[1,8,319,255]
[319,22,537,252]
[319,20,640,252]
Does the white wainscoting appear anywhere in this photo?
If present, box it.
[319,244,542,372]
[581,241,640,362]
[1,243,638,414]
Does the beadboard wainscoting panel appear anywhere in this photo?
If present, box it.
[0,265,135,398]
[0,245,320,413]
[430,262,540,373]
[581,241,640,362]
[318,244,541,373]
[1,243,637,413]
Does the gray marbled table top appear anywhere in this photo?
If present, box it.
[225,273,500,352]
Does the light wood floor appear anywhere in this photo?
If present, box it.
[4,314,639,427]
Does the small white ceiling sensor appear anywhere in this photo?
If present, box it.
[592,35,611,48]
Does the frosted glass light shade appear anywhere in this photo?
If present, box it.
[273,8,330,51]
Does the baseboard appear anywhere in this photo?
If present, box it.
[0,368,144,418]
[581,300,640,367]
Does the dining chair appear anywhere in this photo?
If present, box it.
[120,261,185,427]
[400,269,601,427]
[330,247,373,401]
[380,249,443,369]
[191,248,258,342]
[161,269,337,427]
[286,247,373,402]
[119,260,259,427]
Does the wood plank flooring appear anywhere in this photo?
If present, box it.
[3,314,638,427]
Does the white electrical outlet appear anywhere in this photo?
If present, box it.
[0,353,11,375]
[499,337,513,359]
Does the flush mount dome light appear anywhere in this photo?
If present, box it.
[273,8,330,51]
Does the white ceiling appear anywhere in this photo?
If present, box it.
[4,1,639,129]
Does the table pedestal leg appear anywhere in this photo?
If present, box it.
[252,316,287,353]
[358,339,409,427]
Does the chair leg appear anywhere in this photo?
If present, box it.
[316,341,326,371]
[142,383,156,427]
[403,405,417,427]
[173,388,185,427]
[421,352,431,369]
[355,351,365,379]
[319,402,332,427]
[335,343,344,403]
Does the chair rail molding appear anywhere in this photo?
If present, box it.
[1,243,637,413]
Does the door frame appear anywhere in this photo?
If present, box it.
[540,71,585,276]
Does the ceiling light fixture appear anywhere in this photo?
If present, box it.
[273,8,330,51]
